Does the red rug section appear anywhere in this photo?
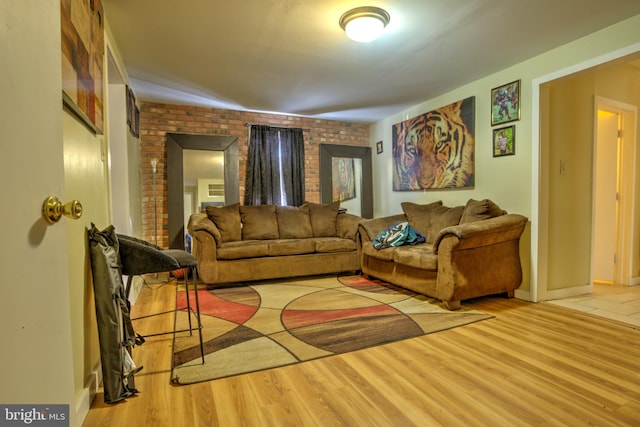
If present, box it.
[282,304,399,329]
[177,291,257,324]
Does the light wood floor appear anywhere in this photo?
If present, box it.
[83,278,640,427]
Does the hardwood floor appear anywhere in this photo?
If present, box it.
[83,278,640,426]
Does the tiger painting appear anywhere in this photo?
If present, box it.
[392,97,475,190]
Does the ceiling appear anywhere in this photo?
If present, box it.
[103,0,640,123]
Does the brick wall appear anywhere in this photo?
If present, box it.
[140,101,370,247]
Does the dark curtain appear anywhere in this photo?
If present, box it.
[245,125,305,206]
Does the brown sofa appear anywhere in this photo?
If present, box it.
[358,199,528,310]
[188,202,362,286]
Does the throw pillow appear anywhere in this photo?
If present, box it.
[305,201,340,237]
[459,199,506,224]
[240,205,279,240]
[401,201,443,242]
[427,205,465,243]
[205,203,242,242]
[276,205,313,239]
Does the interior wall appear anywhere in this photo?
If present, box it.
[544,77,595,290]
[544,61,640,291]
[107,84,133,233]
[127,123,143,236]
[370,13,640,298]
[63,110,109,413]
[140,103,370,247]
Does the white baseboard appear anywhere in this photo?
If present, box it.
[514,288,533,302]
[543,284,591,301]
[75,361,101,426]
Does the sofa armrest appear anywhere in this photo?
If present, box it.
[434,213,528,306]
[336,212,363,240]
[189,216,222,246]
[433,214,528,254]
[191,226,220,283]
[358,214,406,243]
[187,213,208,235]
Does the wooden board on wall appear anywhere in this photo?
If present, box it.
[61,0,104,134]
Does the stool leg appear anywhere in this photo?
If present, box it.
[183,267,193,334]
[191,266,205,364]
[125,275,134,299]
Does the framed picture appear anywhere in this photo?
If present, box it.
[132,106,140,138]
[127,87,136,128]
[491,80,520,126]
[126,85,132,127]
[493,125,515,157]
[376,141,383,154]
[392,97,475,190]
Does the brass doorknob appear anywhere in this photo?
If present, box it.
[42,196,83,224]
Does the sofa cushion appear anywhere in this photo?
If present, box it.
[459,199,506,224]
[276,205,313,239]
[217,240,269,260]
[427,205,464,243]
[314,237,357,253]
[206,203,242,243]
[401,201,443,242]
[305,201,340,237]
[393,244,438,271]
[362,243,396,261]
[336,213,360,240]
[240,205,279,240]
[267,239,316,256]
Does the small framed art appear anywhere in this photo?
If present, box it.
[376,141,383,154]
[491,80,520,126]
[493,125,515,157]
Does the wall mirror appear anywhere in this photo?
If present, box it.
[320,144,373,218]
[166,133,239,249]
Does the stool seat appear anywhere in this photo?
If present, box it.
[117,234,204,364]
[163,249,198,268]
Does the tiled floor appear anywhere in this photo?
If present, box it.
[546,283,640,328]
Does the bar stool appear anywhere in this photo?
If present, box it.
[117,234,205,364]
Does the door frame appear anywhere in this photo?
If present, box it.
[531,42,640,302]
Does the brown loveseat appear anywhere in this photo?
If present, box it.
[188,202,362,286]
[358,199,527,310]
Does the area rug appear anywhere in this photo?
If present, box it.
[170,275,493,384]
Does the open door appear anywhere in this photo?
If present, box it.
[592,97,638,286]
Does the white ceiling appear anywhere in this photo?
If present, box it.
[104,0,640,123]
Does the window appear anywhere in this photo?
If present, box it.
[244,125,305,206]
[207,183,225,197]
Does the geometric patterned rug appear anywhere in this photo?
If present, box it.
[171,275,493,384]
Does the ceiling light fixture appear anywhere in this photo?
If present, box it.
[339,6,390,43]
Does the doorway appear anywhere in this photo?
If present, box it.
[592,98,637,286]
[166,134,239,249]
[535,50,640,302]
